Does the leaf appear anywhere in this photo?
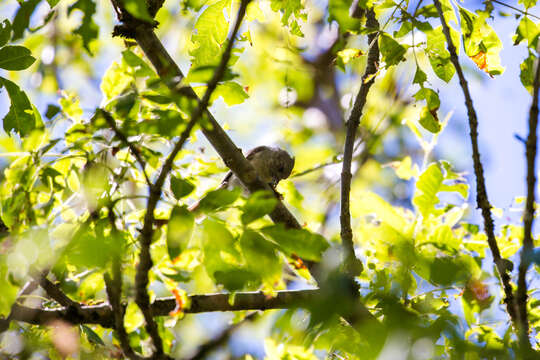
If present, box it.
[200,218,255,290]
[261,224,329,261]
[121,0,153,22]
[412,163,468,218]
[0,46,36,71]
[518,0,537,9]
[241,191,278,225]
[413,66,427,85]
[328,0,363,34]
[458,6,504,76]
[81,325,105,345]
[47,0,60,6]
[68,0,99,55]
[170,176,195,199]
[196,187,241,212]
[270,0,307,36]
[121,50,155,77]
[45,104,61,119]
[513,16,540,48]
[336,48,364,71]
[167,206,195,260]
[11,0,41,41]
[239,230,281,283]
[0,77,37,136]
[124,302,144,333]
[379,33,406,66]
[211,82,249,106]
[414,88,440,133]
[189,0,231,68]
[0,19,11,47]
[425,26,457,82]
[520,53,535,93]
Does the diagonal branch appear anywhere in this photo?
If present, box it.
[433,0,519,331]
[516,44,540,354]
[131,1,252,357]
[100,109,151,186]
[340,9,379,276]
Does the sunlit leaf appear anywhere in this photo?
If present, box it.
[68,0,99,55]
[379,33,406,66]
[0,77,37,136]
[241,190,277,225]
[167,206,195,260]
[261,224,329,261]
[170,176,195,199]
[196,187,241,213]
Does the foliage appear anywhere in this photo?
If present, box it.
[0,0,539,359]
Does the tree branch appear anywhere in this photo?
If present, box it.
[6,289,323,327]
[340,9,379,276]
[0,280,38,333]
[131,2,251,357]
[123,10,302,230]
[100,109,151,186]
[433,0,519,332]
[516,45,540,354]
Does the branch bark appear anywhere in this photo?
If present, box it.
[340,9,379,276]
[433,0,519,333]
[5,289,323,328]
[516,44,540,355]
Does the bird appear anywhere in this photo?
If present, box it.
[189,146,295,212]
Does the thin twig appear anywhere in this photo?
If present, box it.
[489,0,540,21]
[133,1,251,357]
[100,109,151,186]
[32,271,81,310]
[340,9,380,276]
[516,44,540,354]
[433,0,519,332]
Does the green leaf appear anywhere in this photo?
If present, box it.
[121,50,155,77]
[170,176,195,199]
[47,0,60,7]
[0,77,37,136]
[241,191,278,225]
[328,0,363,34]
[167,206,195,260]
[414,88,440,111]
[520,53,535,93]
[68,0,99,55]
[518,0,537,9]
[413,66,427,84]
[81,325,105,345]
[121,0,153,22]
[196,187,241,212]
[45,104,61,119]
[239,230,282,283]
[413,163,468,218]
[11,0,41,41]
[379,33,406,66]
[0,45,36,71]
[200,218,255,290]
[513,16,540,47]
[189,0,231,68]
[458,6,504,76]
[425,26,457,82]
[270,0,307,36]
[0,19,11,47]
[212,82,249,106]
[439,0,457,24]
[124,302,144,333]
[414,88,440,133]
[261,224,329,261]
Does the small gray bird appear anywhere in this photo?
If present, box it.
[188,146,295,212]
[221,146,295,190]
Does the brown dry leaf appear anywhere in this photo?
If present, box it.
[470,52,493,78]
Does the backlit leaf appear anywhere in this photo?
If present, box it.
[0,77,37,136]
[167,206,195,260]
[0,46,36,71]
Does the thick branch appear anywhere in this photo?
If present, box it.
[516,45,540,354]
[128,15,301,230]
[433,0,519,330]
[6,289,322,328]
[340,9,379,276]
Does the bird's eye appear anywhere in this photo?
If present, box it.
[278,166,285,173]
